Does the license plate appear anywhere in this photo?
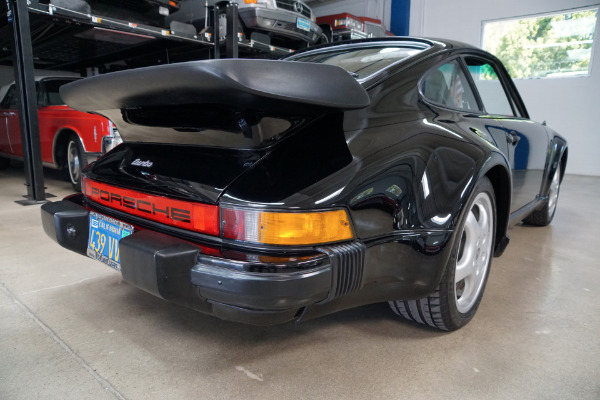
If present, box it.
[87,212,133,271]
[296,17,311,32]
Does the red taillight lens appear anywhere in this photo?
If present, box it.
[83,178,218,235]
[82,178,354,245]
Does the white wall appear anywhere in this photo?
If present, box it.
[410,0,600,176]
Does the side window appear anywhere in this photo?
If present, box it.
[4,86,18,108]
[421,60,479,112]
[465,58,515,116]
[2,83,41,108]
[44,80,70,106]
[37,82,46,106]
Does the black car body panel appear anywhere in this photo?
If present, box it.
[42,38,567,326]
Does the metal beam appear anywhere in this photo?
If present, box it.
[390,0,411,36]
[225,2,238,59]
[8,0,47,203]
[211,4,220,59]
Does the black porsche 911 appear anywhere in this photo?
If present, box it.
[41,37,567,330]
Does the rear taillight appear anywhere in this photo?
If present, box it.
[101,121,122,154]
[221,206,354,246]
[82,178,354,246]
[334,17,363,31]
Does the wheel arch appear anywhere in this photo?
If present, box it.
[483,161,511,258]
[540,135,568,197]
[559,146,568,182]
[53,128,81,169]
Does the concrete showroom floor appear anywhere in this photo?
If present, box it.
[1,162,599,400]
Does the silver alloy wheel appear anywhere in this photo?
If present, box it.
[454,191,494,313]
[67,139,80,185]
[547,164,561,219]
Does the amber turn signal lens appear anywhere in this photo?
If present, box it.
[222,207,354,245]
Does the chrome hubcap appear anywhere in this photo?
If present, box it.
[455,192,494,313]
[67,140,80,184]
[548,164,561,218]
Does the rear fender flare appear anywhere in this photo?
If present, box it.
[480,155,512,257]
[53,129,83,169]
[441,150,511,265]
[540,135,568,198]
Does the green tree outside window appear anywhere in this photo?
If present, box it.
[482,8,598,79]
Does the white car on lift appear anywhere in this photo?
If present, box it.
[169,0,325,49]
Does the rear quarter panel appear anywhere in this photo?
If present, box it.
[39,106,109,164]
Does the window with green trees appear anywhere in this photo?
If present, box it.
[482,8,598,79]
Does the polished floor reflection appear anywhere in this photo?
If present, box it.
[1,164,598,400]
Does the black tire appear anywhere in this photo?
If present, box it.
[389,177,496,331]
[317,32,329,45]
[0,156,10,170]
[65,135,85,192]
[523,163,561,226]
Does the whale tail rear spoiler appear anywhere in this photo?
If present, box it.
[60,59,370,139]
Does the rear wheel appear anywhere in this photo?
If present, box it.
[66,135,85,191]
[524,163,561,226]
[317,32,329,45]
[389,177,496,331]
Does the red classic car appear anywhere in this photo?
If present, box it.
[317,13,394,41]
[0,76,121,190]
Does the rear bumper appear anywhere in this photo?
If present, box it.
[41,198,366,325]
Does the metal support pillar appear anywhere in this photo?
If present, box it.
[212,4,221,59]
[8,0,47,203]
[210,1,238,59]
[390,0,411,36]
[225,2,238,59]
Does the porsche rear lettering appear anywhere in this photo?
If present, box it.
[90,186,191,223]
[82,177,218,235]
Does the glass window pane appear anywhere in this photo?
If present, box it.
[466,59,514,116]
[44,80,75,106]
[288,43,428,79]
[482,8,598,79]
[421,60,479,112]
[7,87,17,108]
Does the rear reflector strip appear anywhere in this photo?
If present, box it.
[82,177,219,236]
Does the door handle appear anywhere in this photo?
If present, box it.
[507,131,521,145]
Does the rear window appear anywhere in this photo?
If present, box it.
[287,42,429,79]
[118,105,298,149]
[41,79,79,106]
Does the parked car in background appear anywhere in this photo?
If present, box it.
[0,77,122,190]
[42,38,567,330]
[83,0,181,28]
[317,13,393,41]
[361,16,394,38]
[168,0,324,48]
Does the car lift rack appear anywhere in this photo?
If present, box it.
[3,0,297,202]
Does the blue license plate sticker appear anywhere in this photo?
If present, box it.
[87,212,133,271]
[296,17,311,32]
